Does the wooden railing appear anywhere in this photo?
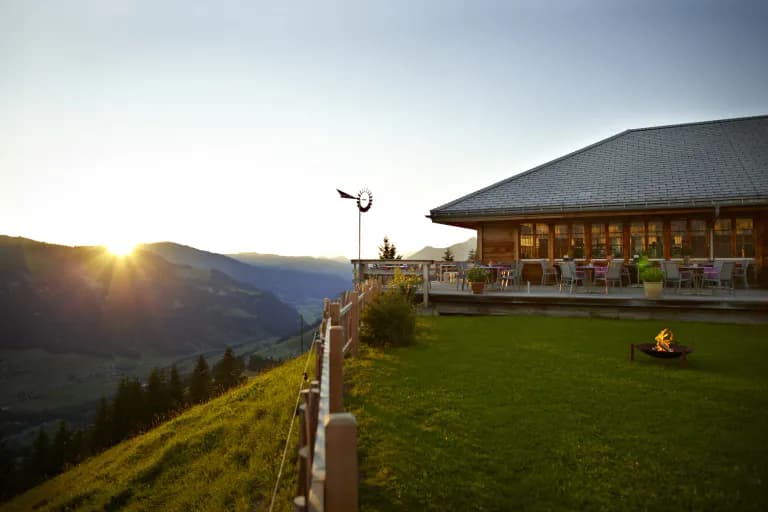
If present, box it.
[293,279,381,512]
[351,259,436,306]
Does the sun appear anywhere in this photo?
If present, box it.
[105,241,137,257]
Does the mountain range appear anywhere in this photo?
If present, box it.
[406,236,477,261]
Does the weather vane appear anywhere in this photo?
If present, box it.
[337,187,373,278]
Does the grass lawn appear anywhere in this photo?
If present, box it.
[345,316,768,511]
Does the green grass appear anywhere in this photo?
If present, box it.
[3,353,312,511]
[345,316,768,511]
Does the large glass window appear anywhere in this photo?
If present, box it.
[690,219,707,258]
[647,221,663,258]
[609,222,623,258]
[520,223,534,259]
[591,223,606,258]
[535,224,549,258]
[630,222,644,257]
[714,218,732,257]
[571,223,585,259]
[670,220,687,258]
[736,218,754,257]
[554,224,569,259]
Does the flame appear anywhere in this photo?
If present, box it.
[654,328,675,352]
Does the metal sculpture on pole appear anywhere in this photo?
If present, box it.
[337,188,373,281]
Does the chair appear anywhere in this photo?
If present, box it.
[500,261,522,290]
[703,261,735,294]
[540,259,558,285]
[661,261,692,293]
[595,261,624,294]
[732,259,751,289]
[455,262,469,291]
[558,261,584,294]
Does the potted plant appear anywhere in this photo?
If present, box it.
[466,267,489,294]
[641,266,664,298]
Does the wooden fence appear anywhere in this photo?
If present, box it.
[293,279,381,512]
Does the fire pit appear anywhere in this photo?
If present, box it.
[630,328,693,367]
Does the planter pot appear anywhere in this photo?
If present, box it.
[643,281,663,299]
[470,281,485,294]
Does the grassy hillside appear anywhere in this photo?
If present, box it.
[3,353,310,511]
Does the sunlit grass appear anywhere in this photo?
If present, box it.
[4,352,313,511]
[346,316,768,511]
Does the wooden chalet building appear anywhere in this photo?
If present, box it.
[429,115,768,285]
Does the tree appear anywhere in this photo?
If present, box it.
[51,421,71,474]
[30,429,51,480]
[145,367,171,423]
[188,355,212,404]
[168,365,184,409]
[90,397,112,452]
[468,249,477,262]
[111,377,145,441]
[442,247,454,261]
[378,236,401,260]
[213,347,243,393]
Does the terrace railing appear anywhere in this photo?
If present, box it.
[351,259,436,306]
[294,279,381,512]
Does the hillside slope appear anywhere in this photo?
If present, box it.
[3,355,307,511]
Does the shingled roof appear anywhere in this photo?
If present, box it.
[430,115,768,220]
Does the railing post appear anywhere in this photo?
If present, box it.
[330,302,341,326]
[329,325,344,413]
[325,413,358,512]
[308,381,320,456]
[350,293,360,357]
[422,263,430,307]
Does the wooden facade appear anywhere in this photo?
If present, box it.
[453,205,767,286]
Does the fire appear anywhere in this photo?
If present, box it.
[654,328,675,352]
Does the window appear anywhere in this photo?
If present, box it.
[554,224,569,258]
[571,223,585,259]
[647,221,663,258]
[714,218,731,257]
[670,220,687,258]
[591,223,606,258]
[690,220,707,258]
[609,222,623,258]
[736,218,754,257]
[630,222,644,257]
[535,224,550,258]
[520,223,534,258]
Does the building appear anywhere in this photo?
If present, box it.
[429,115,768,284]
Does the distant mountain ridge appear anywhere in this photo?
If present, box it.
[0,236,299,355]
[228,252,351,280]
[406,237,477,261]
[143,243,351,315]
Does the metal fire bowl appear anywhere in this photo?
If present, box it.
[635,343,693,359]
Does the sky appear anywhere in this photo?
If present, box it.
[2,0,767,258]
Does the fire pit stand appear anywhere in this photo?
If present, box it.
[630,343,693,368]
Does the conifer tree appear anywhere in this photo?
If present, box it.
[378,236,402,260]
[30,429,51,480]
[213,347,243,393]
[91,397,112,451]
[168,365,184,409]
[112,377,145,440]
[145,367,171,424]
[188,355,212,404]
[51,421,70,474]
[443,247,454,261]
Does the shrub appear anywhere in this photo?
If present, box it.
[360,292,416,347]
[640,266,664,283]
[392,267,422,303]
[466,266,488,283]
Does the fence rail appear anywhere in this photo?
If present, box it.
[294,279,381,512]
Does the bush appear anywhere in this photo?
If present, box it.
[466,266,488,283]
[360,292,416,347]
[640,266,664,283]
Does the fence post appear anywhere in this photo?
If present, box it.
[325,413,358,511]
[350,293,359,357]
[422,263,430,307]
[308,381,320,457]
[330,302,341,326]
[329,325,344,413]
